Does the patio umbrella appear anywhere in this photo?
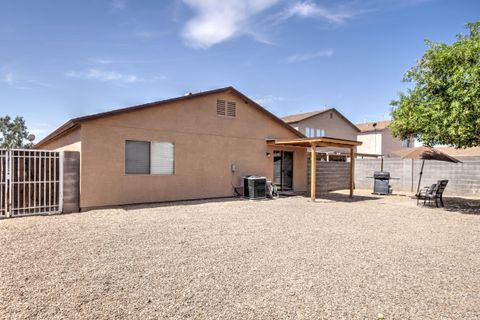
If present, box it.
[392,146,462,194]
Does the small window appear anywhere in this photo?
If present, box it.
[330,113,333,119]
[125,141,150,175]
[402,139,413,148]
[151,142,175,175]
[125,140,174,175]
[226,101,236,117]
[216,100,226,116]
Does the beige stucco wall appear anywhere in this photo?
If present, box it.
[53,92,306,208]
[39,127,82,152]
[381,128,408,157]
[357,131,383,155]
[357,129,412,157]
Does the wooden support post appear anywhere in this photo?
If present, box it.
[350,147,355,197]
[310,144,316,201]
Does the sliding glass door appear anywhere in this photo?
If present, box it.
[273,151,294,191]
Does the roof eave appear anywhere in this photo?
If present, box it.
[34,120,79,148]
[35,86,304,146]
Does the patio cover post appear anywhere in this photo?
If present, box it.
[350,147,355,197]
[310,144,316,201]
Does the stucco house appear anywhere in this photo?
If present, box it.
[36,87,310,209]
[281,108,360,160]
[356,120,414,157]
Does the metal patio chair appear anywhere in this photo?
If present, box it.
[416,180,449,207]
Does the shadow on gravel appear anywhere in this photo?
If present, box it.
[121,196,246,211]
[442,197,480,215]
[414,196,480,215]
[312,192,381,203]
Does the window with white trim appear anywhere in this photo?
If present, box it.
[125,140,175,175]
[306,127,313,137]
[306,128,326,137]
[316,128,326,137]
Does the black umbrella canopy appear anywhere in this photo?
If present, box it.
[392,146,462,194]
[393,146,462,163]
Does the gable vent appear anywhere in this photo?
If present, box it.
[216,100,226,116]
[227,101,236,117]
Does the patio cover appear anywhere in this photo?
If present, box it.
[267,137,362,201]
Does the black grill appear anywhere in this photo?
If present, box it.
[373,171,391,195]
[243,176,266,200]
[374,171,390,180]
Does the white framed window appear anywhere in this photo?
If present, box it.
[125,140,175,175]
[306,127,315,137]
[317,129,326,137]
[402,139,413,148]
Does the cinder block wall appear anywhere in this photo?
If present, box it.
[355,157,480,197]
[307,159,351,194]
[63,151,80,213]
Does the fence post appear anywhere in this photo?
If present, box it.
[6,150,11,218]
[59,151,64,213]
[411,159,414,192]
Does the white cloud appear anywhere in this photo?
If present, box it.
[65,69,144,83]
[179,0,430,48]
[1,72,15,85]
[111,0,127,10]
[1,71,52,89]
[284,1,364,23]
[285,49,334,63]
[255,94,285,105]
[65,68,167,84]
[134,31,160,40]
[88,58,120,64]
[182,0,280,48]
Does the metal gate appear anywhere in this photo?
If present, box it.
[0,149,63,218]
[0,150,7,218]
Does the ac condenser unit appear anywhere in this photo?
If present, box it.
[243,176,267,200]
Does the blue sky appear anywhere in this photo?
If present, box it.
[1,0,479,140]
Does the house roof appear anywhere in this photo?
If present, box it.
[36,86,305,147]
[281,108,360,132]
[356,120,391,132]
[436,146,480,157]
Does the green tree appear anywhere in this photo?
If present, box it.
[390,22,480,148]
[0,116,34,149]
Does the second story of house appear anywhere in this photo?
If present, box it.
[281,108,360,141]
[356,120,415,157]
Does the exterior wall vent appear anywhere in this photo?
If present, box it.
[227,101,236,117]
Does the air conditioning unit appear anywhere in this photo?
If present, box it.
[243,176,266,200]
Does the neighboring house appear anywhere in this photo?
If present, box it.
[356,120,414,157]
[36,87,308,209]
[435,146,480,158]
[281,108,360,160]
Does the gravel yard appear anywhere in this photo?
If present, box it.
[1,190,479,319]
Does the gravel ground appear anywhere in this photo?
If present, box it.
[1,190,479,320]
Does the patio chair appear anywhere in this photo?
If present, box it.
[416,180,449,207]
